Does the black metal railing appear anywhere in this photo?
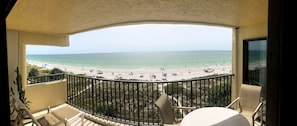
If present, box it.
[66,74,233,125]
[27,73,65,85]
[248,67,266,86]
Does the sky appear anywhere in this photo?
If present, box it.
[26,24,232,55]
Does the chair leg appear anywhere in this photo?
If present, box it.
[64,118,69,126]
[80,114,85,126]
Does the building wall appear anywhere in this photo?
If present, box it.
[7,29,70,113]
[7,30,19,94]
[233,21,268,98]
[18,31,69,88]
[7,29,19,119]
[25,80,67,113]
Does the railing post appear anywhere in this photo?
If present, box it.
[66,74,68,103]
[91,78,94,115]
[137,82,140,125]
[190,81,193,107]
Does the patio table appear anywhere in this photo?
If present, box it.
[180,107,250,126]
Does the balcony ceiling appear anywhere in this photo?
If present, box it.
[6,0,268,35]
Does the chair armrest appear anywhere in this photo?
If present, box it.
[252,102,264,126]
[226,97,240,108]
[253,102,263,116]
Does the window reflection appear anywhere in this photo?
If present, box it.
[243,37,267,99]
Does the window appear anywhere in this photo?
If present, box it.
[243,37,267,88]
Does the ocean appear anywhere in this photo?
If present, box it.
[26,50,231,70]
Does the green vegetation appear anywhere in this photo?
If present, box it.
[27,64,47,76]
[50,67,64,74]
[27,64,66,84]
[27,64,64,76]
[96,104,119,117]
[28,67,39,77]
[164,83,184,95]
[13,67,31,108]
[10,67,31,120]
[207,83,231,107]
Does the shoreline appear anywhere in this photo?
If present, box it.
[27,60,232,81]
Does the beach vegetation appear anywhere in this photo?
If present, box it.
[164,83,184,95]
[40,69,50,74]
[27,64,67,77]
[27,64,49,76]
[95,76,104,79]
[50,67,64,74]
[206,83,231,107]
[28,67,39,77]
[95,104,119,117]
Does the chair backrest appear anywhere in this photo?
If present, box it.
[155,93,176,124]
[239,84,262,112]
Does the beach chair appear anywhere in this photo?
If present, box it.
[11,95,41,126]
[226,84,264,126]
[154,93,198,126]
[11,95,83,126]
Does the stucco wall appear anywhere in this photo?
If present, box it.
[25,80,67,113]
[7,30,19,119]
[7,30,19,93]
[19,31,69,46]
[233,21,268,98]
[6,30,70,113]
[18,31,69,89]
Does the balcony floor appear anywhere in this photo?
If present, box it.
[25,103,132,126]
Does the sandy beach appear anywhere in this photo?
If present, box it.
[28,61,232,81]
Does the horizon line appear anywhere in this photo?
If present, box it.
[26,50,232,55]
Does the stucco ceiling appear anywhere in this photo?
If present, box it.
[6,0,268,35]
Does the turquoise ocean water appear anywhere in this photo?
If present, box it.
[26,50,231,70]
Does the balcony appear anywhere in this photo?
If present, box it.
[26,73,233,125]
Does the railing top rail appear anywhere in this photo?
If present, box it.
[27,73,65,85]
[66,73,233,83]
[27,73,65,78]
